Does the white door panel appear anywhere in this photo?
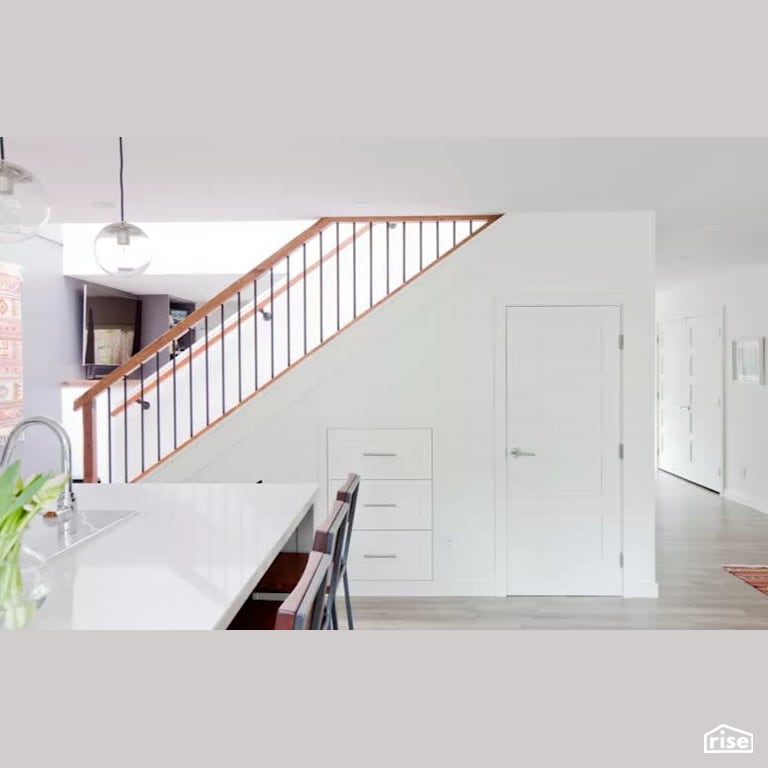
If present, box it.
[505,306,622,596]
[658,319,690,479]
[689,314,723,491]
[657,313,722,492]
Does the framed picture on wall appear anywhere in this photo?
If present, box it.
[732,337,765,384]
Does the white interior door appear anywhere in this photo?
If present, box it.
[658,313,723,492]
[505,306,622,596]
[688,314,723,491]
[658,319,690,479]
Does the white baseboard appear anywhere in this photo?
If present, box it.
[347,581,495,597]
[724,488,767,514]
[623,580,659,598]
[348,580,660,598]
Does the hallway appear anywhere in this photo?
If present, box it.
[349,472,768,628]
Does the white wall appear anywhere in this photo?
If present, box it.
[147,212,658,598]
[0,236,81,474]
[658,265,768,512]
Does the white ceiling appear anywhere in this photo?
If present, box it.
[7,137,768,286]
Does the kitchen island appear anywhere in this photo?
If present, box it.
[26,482,317,630]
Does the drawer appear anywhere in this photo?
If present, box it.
[328,479,432,530]
[327,428,432,480]
[347,531,432,581]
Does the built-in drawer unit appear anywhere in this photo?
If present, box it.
[326,428,433,586]
[327,479,432,530]
[327,428,432,480]
[347,530,432,581]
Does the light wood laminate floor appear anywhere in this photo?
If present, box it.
[343,472,768,629]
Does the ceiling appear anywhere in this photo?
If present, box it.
[8,137,768,286]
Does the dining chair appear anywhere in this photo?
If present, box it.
[275,551,333,630]
[334,473,361,630]
[251,499,351,629]
[227,551,333,630]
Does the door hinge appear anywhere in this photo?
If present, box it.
[618,334,624,350]
[619,553,624,569]
[619,443,624,459]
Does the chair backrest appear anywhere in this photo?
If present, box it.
[312,499,350,628]
[274,551,333,630]
[335,473,361,564]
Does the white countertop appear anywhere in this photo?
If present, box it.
[26,483,317,630]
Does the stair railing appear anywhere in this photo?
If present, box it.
[73,215,501,482]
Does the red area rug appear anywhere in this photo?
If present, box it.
[723,565,768,596]
[0,262,22,441]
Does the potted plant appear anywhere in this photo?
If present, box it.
[0,460,68,630]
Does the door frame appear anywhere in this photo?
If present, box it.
[655,307,725,493]
[492,292,626,597]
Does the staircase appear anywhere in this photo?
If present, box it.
[74,215,501,482]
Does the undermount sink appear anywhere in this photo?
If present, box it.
[23,508,138,562]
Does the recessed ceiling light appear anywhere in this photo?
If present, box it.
[350,199,373,207]
[703,224,722,232]
[93,200,116,209]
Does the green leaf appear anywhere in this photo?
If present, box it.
[0,461,21,526]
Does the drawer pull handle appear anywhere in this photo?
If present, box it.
[363,554,398,559]
[362,452,397,457]
[363,503,397,508]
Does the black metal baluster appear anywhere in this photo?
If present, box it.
[386,221,390,294]
[172,348,178,450]
[253,279,259,390]
[286,256,291,366]
[123,376,128,483]
[107,386,113,483]
[470,220,474,234]
[319,230,324,343]
[189,344,193,438]
[204,316,210,425]
[220,303,225,415]
[139,363,145,474]
[269,268,275,378]
[402,221,406,283]
[155,351,161,462]
[352,223,357,318]
[419,221,423,271]
[237,291,242,402]
[336,222,340,331]
[369,222,373,306]
[302,243,307,355]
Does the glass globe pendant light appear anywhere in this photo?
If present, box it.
[94,137,151,275]
[0,137,50,243]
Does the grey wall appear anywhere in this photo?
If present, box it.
[0,236,82,474]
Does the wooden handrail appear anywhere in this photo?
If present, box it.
[74,215,498,412]
[73,217,331,411]
[109,222,373,416]
[75,213,501,482]
[125,214,501,482]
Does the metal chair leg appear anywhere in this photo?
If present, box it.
[331,600,339,629]
[342,569,354,630]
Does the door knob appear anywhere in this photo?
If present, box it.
[679,405,691,411]
[508,447,536,458]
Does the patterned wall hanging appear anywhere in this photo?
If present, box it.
[0,262,23,441]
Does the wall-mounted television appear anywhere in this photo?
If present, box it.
[82,284,142,377]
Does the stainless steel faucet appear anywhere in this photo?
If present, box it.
[0,416,78,535]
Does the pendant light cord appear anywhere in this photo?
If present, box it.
[119,136,125,222]
[0,137,4,161]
